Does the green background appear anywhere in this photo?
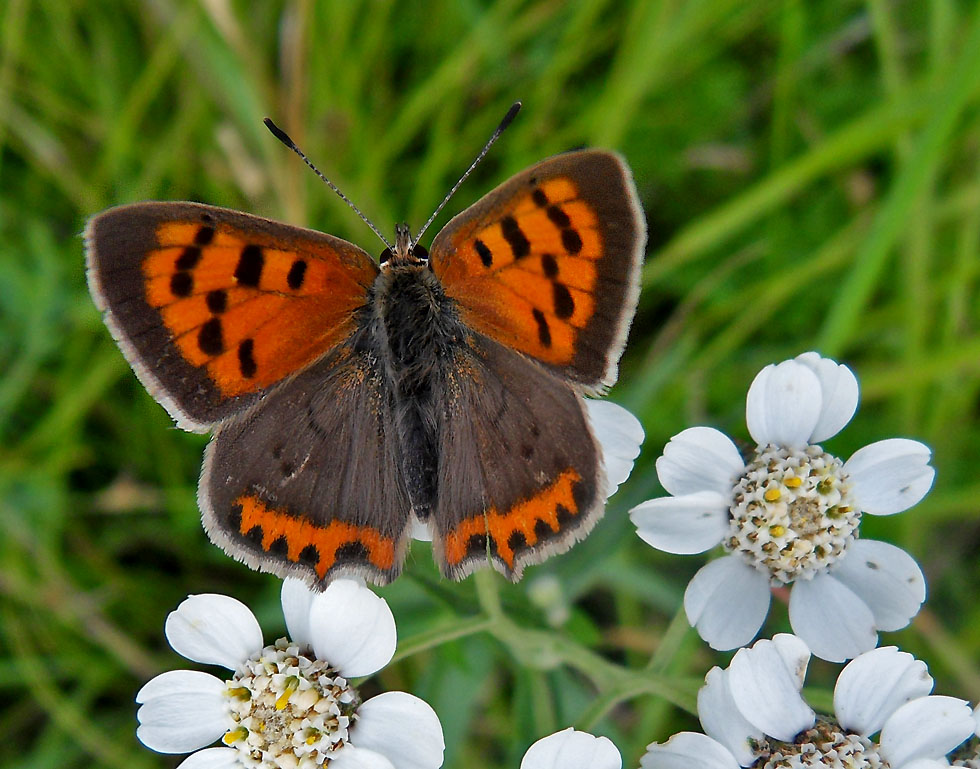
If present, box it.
[2,0,980,767]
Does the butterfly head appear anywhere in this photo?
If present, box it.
[380,223,429,266]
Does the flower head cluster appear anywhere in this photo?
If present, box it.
[631,353,934,661]
[642,634,977,769]
[136,579,444,769]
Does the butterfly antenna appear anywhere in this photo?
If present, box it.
[263,117,394,251]
[413,101,522,245]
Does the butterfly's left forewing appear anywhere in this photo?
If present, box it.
[86,202,379,431]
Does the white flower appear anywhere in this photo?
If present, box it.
[584,399,645,499]
[136,579,445,769]
[641,634,975,769]
[521,728,622,769]
[630,352,933,661]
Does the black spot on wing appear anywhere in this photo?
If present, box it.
[206,289,228,313]
[299,544,319,567]
[243,524,263,548]
[534,518,556,540]
[561,228,583,254]
[501,216,530,259]
[532,308,551,347]
[238,338,257,378]
[170,271,193,297]
[541,253,559,278]
[475,239,493,267]
[546,205,571,229]
[267,536,289,558]
[176,245,202,270]
[235,245,264,287]
[508,531,527,552]
[287,259,307,290]
[198,317,224,355]
[553,282,575,319]
[335,541,370,563]
[194,225,215,245]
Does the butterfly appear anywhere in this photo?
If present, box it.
[85,106,646,587]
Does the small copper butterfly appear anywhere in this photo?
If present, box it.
[85,105,646,586]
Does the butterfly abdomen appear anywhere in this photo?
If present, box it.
[372,264,463,520]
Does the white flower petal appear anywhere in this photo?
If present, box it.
[177,748,242,769]
[656,427,745,497]
[834,646,933,737]
[879,696,974,767]
[745,360,822,447]
[844,439,935,515]
[331,746,398,769]
[136,671,229,754]
[281,578,316,648]
[520,727,622,769]
[309,580,396,678]
[409,517,433,542]
[640,732,741,769]
[684,556,771,651]
[165,593,262,669]
[352,692,445,769]
[899,761,951,769]
[698,667,764,766]
[727,635,814,741]
[630,491,730,554]
[831,540,926,632]
[788,572,877,662]
[794,353,859,442]
[136,669,226,703]
[585,399,644,496]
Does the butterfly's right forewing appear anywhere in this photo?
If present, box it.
[428,150,645,394]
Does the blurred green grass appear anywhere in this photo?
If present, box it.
[2,0,980,767]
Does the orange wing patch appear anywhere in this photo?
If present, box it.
[142,219,375,397]
[443,468,582,573]
[234,495,396,580]
[432,177,601,369]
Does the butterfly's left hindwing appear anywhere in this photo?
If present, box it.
[85,202,379,431]
[200,345,413,586]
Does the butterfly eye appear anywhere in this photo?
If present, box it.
[412,244,429,260]
[379,247,393,264]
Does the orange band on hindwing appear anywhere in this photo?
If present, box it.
[233,495,396,579]
[443,468,582,571]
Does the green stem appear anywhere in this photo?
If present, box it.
[391,615,495,664]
